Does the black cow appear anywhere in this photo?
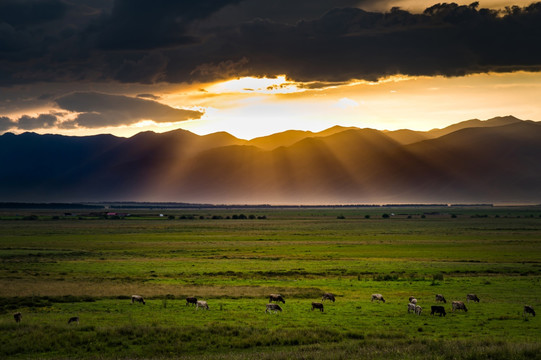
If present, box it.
[131,295,145,305]
[265,303,283,313]
[430,305,446,317]
[68,316,79,325]
[466,294,480,303]
[322,293,335,302]
[312,302,324,312]
[186,297,198,306]
[524,305,536,317]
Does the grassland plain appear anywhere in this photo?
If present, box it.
[0,206,540,359]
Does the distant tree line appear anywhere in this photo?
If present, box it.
[177,214,266,220]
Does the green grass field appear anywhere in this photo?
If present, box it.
[0,206,540,359]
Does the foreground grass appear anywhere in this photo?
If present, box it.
[0,206,540,358]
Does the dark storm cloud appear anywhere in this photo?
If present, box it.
[96,0,244,50]
[0,116,16,132]
[193,2,541,82]
[0,0,67,27]
[16,114,58,130]
[0,0,67,55]
[2,1,541,85]
[55,92,204,128]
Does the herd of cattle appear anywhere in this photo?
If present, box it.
[150,292,536,319]
[11,293,536,324]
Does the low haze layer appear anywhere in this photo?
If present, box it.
[1,116,539,204]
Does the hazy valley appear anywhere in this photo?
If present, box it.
[2,115,540,204]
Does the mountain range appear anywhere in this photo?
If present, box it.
[1,115,540,204]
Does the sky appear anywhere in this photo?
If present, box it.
[1,0,541,139]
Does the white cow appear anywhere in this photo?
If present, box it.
[196,300,209,310]
[452,301,468,312]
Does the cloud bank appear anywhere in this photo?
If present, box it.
[55,92,204,128]
[0,92,204,132]
[1,1,541,85]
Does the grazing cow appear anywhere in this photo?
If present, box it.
[322,293,336,302]
[408,303,416,314]
[68,316,79,325]
[524,305,536,317]
[415,305,422,316]
[196,300,209,310]
[13,312,22,323]
[131,295,145,305]
[466,294,480,303]
[269,294,285,304]
[311,302,324,312]
[186,297,197,306]
[452,301,468,312]
[430,306,446,317]
[435,294,447,303]
[265,303,282,313]
[371,294,385,303]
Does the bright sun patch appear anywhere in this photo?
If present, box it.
[209,75,301,94]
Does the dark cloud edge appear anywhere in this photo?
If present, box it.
[0,92,205,132]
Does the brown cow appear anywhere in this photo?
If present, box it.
[13,312,22,323]
[452,301,468,312]
[269,294,285,304]
[312,302,324,312]
[466,294,480,303]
